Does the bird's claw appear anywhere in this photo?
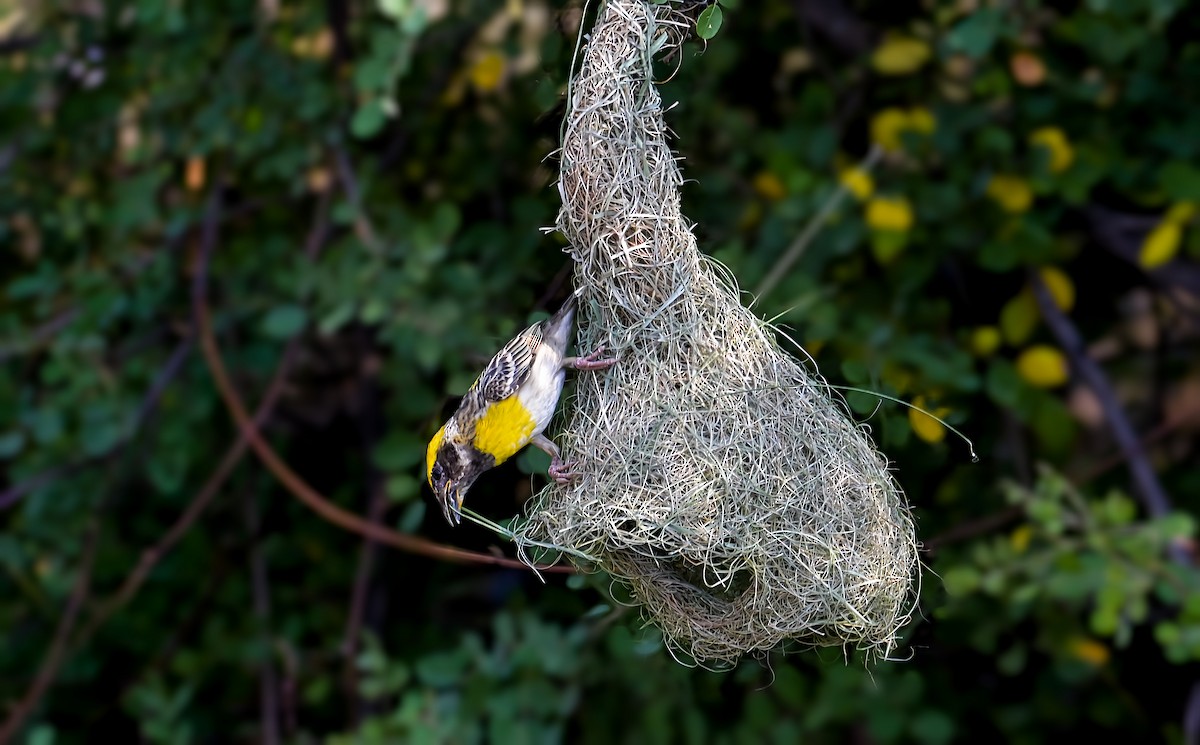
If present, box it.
[570,345,617,371]
[549,457,578,485]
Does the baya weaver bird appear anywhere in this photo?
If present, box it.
[425,296,616,525]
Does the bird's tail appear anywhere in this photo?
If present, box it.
[542,293,577,352]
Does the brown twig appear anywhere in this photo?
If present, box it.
[1,335,193,512]
[789,0,874,55]
[0,309,80,363]
[0,466,74,512]
[1085,206,1200,296]
[1030,274,1185,558]
[1186,681,1200,745]
[0,523,100,744]
[76,341,297,646]
[341,370,388,724]
[1032,270,1198,739]
[1073,419,1183,485]
[193,187,572,573]
[332,144,383,253]
[341,482,387,724]
[75,188,334,640]
[923,506,1023,553]
[244,490,281,745]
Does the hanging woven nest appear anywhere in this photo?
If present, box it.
[514,0,919,666]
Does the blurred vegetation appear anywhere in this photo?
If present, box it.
[2,0,1200,743]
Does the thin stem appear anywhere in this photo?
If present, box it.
[0,524,100,744]
[754,145,883,302]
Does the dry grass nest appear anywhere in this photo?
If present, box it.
[512,0,919,666]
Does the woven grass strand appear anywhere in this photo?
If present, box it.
[514,0,919,666]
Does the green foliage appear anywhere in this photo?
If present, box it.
[2,0,1198,742]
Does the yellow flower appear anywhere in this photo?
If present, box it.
[753,171,787,201]
[1067,637,1110,667]
[839,167,874,201]
[871,108,909,152]
[1016,345,1069,388]
[871,35,932,76]
[986,174,1034,214]
[1139,221,1181,269]
[865,196,915,232]
[909,395,950,444]
[1029,127,1074,174]
[870,107,936,153]
[468,49,506,92]
[1038,266,1075,312]
[970,326,1002,357]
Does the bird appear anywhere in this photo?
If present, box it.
[425,296,616,525]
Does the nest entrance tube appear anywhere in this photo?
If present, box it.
[513,0,919,666]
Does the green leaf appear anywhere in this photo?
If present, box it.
[946,8,1002,59]
[351,99,388,139]
[0,430,26,458]
[261,304,308,339]
[695,5,723,40]
[26,725,56,745]
[398,501,425,533]
[386,473,419,502]
[1159,161,1200,200]
[910,710,955,745]
[941,566,981,596]
[415,650,469,687]
[375,431,422,471]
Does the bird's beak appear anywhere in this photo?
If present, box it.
[437,480,463,525]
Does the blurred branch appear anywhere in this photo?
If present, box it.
[244,490,281,745]
[1074,419,1183,485]
[790,0,874,55]
[341,483,387,725]
[333,144,383,253]
[923,506,1022,553]
[193,186,572,574]
[132,335,194,427]
[100,552,238,721]
[0,523,99,745]
[754,145,882,303]
[77,342,297,644]
[1,334,193,512]
[1186,682,1200,745]
[0,465,74,512]
[76,189,331,641]
[1086,205,1200,296]
[342,365,388,725]
[0,309,79,363]
[1030,272,1190,566]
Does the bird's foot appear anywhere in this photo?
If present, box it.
[567,345,617,371]
[548,456,578,485]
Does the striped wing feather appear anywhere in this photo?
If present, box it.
[475,325,542,403]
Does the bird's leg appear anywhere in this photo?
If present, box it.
[564,344,617,371]
[531,433,576,484]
